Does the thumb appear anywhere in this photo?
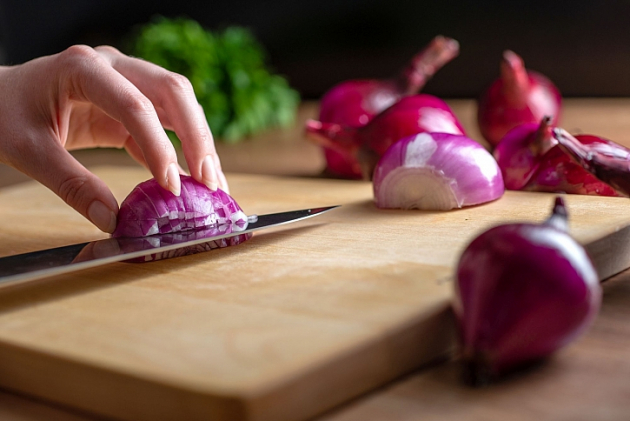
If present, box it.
[19,145,119,233]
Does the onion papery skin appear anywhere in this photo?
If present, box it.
[495,122,621,196]
[113,175,249,238]
[373,132,504,210]
[318,36,460,178]
[553,128,630,197]
[454,198,601,384]
[477,50,562,148]
[525,138,621,197]
[307,95,466,180]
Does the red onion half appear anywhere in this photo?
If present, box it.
[373,132,504,210]
[318,36,460,178]
[494,118,621,196]
[113,176,249,238]
[454,197,601,385]
[478,50,562,147]
[306,95,466,179]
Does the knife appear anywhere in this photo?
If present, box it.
[0,205,339,287]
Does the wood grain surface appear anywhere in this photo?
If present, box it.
[0,167,630,421]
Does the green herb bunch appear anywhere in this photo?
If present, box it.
[130,17,300,143]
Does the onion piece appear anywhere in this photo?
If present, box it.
[454,197,601,385]
[478,50,562,147]
[113,175,249,238]
[494,118,620,196]
[553,128,630,196]
[373,132,504,210]
[306,94,466,180]
[318,36,460,179]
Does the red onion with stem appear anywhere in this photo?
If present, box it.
[494,118,620,196]
[113,175,251,238]
[454,197,601,386]
[478,50,562,147]
[306,95,466,180]
[318,36,460,178]
[554,128,630,196]
[373,132,504,210]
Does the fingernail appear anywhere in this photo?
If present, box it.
[201,155,218,191]
[166,163,181,196]
[88,200,117,233]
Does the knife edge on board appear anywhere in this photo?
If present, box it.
[0,205,339,287]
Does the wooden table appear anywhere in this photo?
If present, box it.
[1,100,630,420]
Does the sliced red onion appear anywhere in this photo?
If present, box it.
[306,94,466,180]
[478,50,562,147]
[553,128,630,196]
[119,223,251,263]
[113,176,249,238]
[318,36,460,178]
[454,197,601,385]
[373,132,504,210]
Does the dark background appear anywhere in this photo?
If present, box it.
[1,0,629,99]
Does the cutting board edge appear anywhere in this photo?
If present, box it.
[240,300,456,421]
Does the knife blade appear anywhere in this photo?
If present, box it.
[0,205,339,287]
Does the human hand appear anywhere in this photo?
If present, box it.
[0,45,228,233]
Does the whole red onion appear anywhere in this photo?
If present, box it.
[454,197,601,385]
[318,36,460,178]
[494,118,620,196]
[478,50,562,147]
[306,94,466,179]
[554,128,630,197]
[373,132,504,210]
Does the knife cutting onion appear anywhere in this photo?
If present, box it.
[478,50,562,147]
[454,197,601,385]
[319,35,460,179]
[113,176,251,238]
[372,132,504,210]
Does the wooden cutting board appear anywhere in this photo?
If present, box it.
[0,167,630,421]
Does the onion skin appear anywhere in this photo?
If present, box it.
[318,36,460,179]
[113,176,249,238]
[306,95,466,180]
[494,119,620,196]
[373,132,504,210]
[454,197,601,385]
[478,50,562,148]
[554,128,630,197]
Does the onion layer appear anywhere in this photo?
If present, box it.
[113,176,249,238]
[454,197,601,385]
[373,132,504,210]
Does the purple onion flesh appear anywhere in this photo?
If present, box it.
[372,132,504,210]
[112,176,251,261]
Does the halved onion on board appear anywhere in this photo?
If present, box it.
[373,132,505,210]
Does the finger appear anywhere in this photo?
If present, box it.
[14,141,119,233]
[123,137,188,175]
[56,45,181,196]
[95,46,221,191]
